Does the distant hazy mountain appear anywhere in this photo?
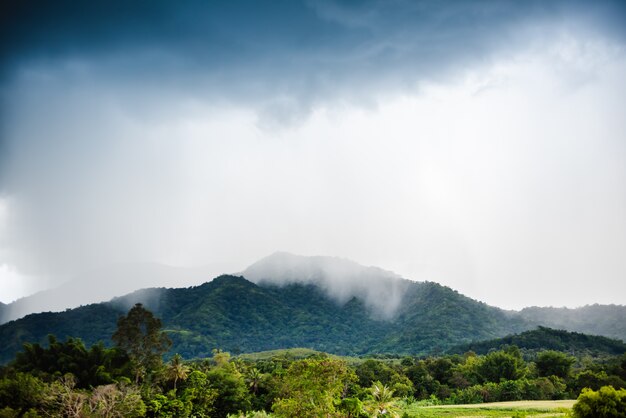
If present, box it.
[518,305,626,342]
[0,253,624,364]
[0,262,239,324]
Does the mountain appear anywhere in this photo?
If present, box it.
[0,262,239,324]
[449,326,626,357]
[519,305,626,342]
[0,275,530,363]
[0,253,624,364]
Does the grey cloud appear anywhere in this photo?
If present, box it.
[242,252,410,319]
[0,0,625,308]
[2,0,624,130]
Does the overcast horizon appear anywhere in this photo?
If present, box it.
[1,0,625,311]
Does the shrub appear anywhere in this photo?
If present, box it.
[572,385,626,418]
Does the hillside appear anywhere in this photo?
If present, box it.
[519,305,626,342]
[1,254,624,364]
[0,262,238,324]
[449,326,626,357]
[0,274,529,363]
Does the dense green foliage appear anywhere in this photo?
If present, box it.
[2,339,624,417]
[535,350,576,379]
[0,303,121,364]
[0,303,625,417]
[451,327,626,357]
[112,303,172,383]
[1,277,625,366]
[0,275,590,364]
[572,386,626,417]
[272,357,352,417]
[13,335,130,388]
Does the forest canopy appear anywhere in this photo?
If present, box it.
[1,305,625,417]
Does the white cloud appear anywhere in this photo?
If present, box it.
[1,31,625,309]
[0,263,32,303]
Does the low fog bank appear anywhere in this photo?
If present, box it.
[0,262,237,324]
[242,252,412,319]
[109,287,168,316]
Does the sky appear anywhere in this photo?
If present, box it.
[1,0,625,310]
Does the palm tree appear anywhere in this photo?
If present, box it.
[365,381,400,417]
[246,367,263,395]
[167,353,190,391]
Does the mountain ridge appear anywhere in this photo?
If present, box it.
[448,326,626,357]
[1,254,624,364]
[0,274,529,363]
[0,262,240,324]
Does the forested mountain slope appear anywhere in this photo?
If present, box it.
[0,262,235,324]
[1,254,624,364]
[0,275,529,363]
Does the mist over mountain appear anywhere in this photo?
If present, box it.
[0,262,239,324]
[242,252,410,319]
[519,305,626,342]
[0,274,522,363]
[1,253,624,364]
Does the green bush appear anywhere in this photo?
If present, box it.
[451,385,484,404]
[572,385,626,418]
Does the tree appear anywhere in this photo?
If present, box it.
[206,351,252,418]
[356,360,396,388]
[14,335,130,388]
[425,357,455,385]
[405,360,440,399]
[246,368,263,395]
[356,359,413,398]
[112,303,171,383]
[0,372,47,415]
[167,354,190,391]
[364,381,400,418]
[535,350,576,379]
[87,383,146,418]
[46,374,88,418]
[180,370,219,418]
[478,349,527,383]
[272,357,351,418]
[338,397,366,418]
[572,385,626,418]
[571,370,625,394]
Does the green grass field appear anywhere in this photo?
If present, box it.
[401,400,575,417]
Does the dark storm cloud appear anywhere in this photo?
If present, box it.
[1,0,625,309]
[1,0,624,176]
[3,0,624,95]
